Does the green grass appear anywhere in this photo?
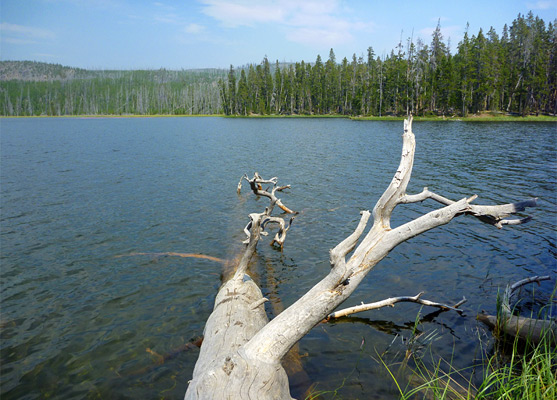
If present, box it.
[351,113,557,122]
[381,306,557,400]
[475,335,557,399]
[0,114,223,118]
[224,113,346,118]
[2,112,555,121]
[228,113,556,121]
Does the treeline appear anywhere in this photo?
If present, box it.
[0,60,92,81]
[1,12,555,117]
[222,12,556,117]
[0,66,225,116]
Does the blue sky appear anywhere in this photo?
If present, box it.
[1,0,556,70]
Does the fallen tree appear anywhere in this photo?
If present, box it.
[185,116,537,399]
[477,275,556,344]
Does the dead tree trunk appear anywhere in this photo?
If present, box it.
[185,116,536,400]
[477,276,557,344]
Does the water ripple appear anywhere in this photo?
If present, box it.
[1,118,555,399]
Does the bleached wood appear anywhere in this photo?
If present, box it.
[243,116,482,364]
[326,292,466,320]
[478,275,556,344]
[186,116,537,399]
[477,313,557,345]
[239,173,297,246]
[400,187,537,228]
[502,275,550,315]
[185,174,297,399]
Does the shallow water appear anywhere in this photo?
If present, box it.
[1,117,555,399]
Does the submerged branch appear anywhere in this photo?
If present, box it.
[238,172,297,246]
[478,275,557,344]
[242,115,539,365]
[187,117,542,399]
[326,293,466,320]
[501,275,551,316]
[115,252,226,263]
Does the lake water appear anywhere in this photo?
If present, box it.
[1,117,555,399]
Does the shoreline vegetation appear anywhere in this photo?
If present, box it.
[2,13,555,119]
[1,113,555,122]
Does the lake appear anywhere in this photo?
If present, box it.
[1,117,555,399]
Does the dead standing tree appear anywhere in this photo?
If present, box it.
[185,116,537,399]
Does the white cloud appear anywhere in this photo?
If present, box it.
[199,0,285,27]
[184,23,206,34]
[153,1,176,12]
[3,37,37,45]
[0,23,56,43]
[526,1,557,10]
[198,0,374,48]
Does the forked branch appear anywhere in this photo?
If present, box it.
[401,187,537,228]
[242,115,537,365]
[186,117,540,400]
[237,173,297,248]
[239,172,297,214]
[501,275,551,316]
[478,276,556,344]
[326,293,467,320]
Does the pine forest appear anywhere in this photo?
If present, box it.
[1,12,556,117]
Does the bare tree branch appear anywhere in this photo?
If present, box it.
[186,116,539,399]
[400,187,537,228]
[326,292,467,320]
[238,173,297,247]
[329,210,371,266]
[115,252,226,263]
[501,275,551,315]
[478,276,556,344]
[266,216,296,248]
[242,115,536,365]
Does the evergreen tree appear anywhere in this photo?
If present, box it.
[273,60,283,114]
[237,69,249,115]
[227,65,237,115]
[2,12,556,117]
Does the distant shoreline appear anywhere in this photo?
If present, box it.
[1,113,556,122]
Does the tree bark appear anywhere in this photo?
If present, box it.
[185,116,536,399]
[477,276,556,344]
[326,293,467,320]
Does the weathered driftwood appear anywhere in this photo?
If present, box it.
[326,293,467,320]
[263,258,314,399]
[185,116,536,400]
[477,275,556,345]
[116,252,226,263]
[186,173,297,399]
[238,172,296,248]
